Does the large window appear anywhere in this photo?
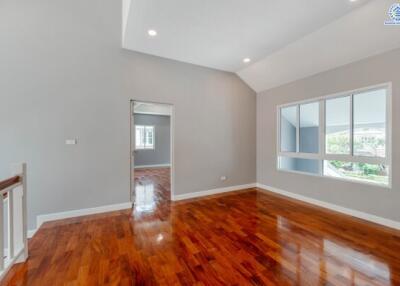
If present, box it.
[277,84,391,187]
[280,106,297,152]
[326,96,351,155]
[300,102,320,153]
[135,125,155,150]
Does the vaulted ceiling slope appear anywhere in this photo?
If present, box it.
[238,0,400,92]
[122,0,369,71]
[123,0,400,93]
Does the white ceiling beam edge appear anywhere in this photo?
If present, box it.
[237,0,400,93]
[122,0,132,44]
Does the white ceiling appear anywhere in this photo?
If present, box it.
[123,0,370,71]
[238,0,400,92]
[123,0,400,93]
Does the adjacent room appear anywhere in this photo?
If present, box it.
[1,0,400,285]
[132,101,173,209]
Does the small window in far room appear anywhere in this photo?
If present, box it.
[135,125,155,150]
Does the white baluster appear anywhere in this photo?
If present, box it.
[7,190,14,260]
[11,163,28,263]
[0,195,4,271]
[21,163,28,261]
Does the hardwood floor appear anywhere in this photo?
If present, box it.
[133,167,171,209]
[2,168,400,285]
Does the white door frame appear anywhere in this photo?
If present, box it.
[130,100,175,202]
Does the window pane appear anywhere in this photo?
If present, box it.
[279,156,320,175]
[145,126,154,149]
[280,106,297,152]
[324,161,389,186]
[135,126,144,149]
[353,89,386,157]
[300,102,319,153]
[326,96,350,154]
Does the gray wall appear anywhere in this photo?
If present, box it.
[0,0,256,230]
[258,47,400,222]
[134,114,170,167]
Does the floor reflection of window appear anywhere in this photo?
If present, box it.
[323,239,390,284]
[276,217,391,285]
[135,183,155,212]
[277,216,321,285]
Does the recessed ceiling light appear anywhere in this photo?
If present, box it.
[148,29,157,37]
[243,58,251,63]
[349,0,358,2]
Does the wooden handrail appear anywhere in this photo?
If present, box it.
[0,176,21,192]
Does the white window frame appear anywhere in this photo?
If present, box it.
[135,125,155,150]
[276,82,392,188]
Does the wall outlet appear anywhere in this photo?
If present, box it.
[220,176,227,181]
[65,139,77,145]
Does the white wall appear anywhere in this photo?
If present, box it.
[257,48,400,222]
[0,0,256,229]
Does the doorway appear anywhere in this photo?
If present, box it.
[130,100,174,211]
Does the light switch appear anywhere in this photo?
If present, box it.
[65,139,77,145]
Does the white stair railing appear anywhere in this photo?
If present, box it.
[0,163,28,280]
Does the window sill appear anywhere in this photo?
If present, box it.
[276,168,391,190]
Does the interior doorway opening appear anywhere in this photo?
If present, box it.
[130,100,174,212]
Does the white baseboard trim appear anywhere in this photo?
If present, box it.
[134,164,171,169]
[26,182,400,240]
[0,248,25,280]
[172,183,257,201]
[27,229,37,239]
[256,183,400,230]
[28,202,132,238]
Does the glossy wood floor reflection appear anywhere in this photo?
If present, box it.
[133,167,171,208]
[3,169,400,285]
